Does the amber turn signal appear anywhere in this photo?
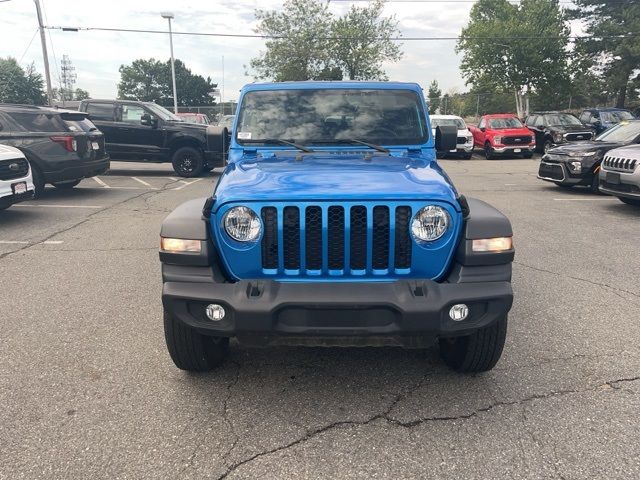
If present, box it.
[160,237,201,253]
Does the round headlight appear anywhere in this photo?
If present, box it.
[223,206,261,242]
[411,206,450,242]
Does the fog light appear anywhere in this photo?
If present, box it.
[568,161,582,173]
[205,304,226,321]
[449,304,469,322]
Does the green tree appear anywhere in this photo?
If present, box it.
[118,58,217,106]
[0,58,46,105]
[330,0,402,80]
[74,88,90,100]
[456,0,570,117]
[249,0,402,81]
[569,0,640,108]
[249,0,334,81]
[427,80,442,114]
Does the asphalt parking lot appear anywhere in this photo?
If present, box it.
[1,154,639,479]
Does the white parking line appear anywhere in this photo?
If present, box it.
[92,176,111,188]
[108,186,158,190]
[552,198,617,201]
[131,176,153,187]
[14,204,103,209]
[0,240,64,245]
[172,179,202,190]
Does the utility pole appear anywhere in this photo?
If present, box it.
[60,54,76,105]
[161,12,178,114]
[33,0,53,105]
[221,55,225,115]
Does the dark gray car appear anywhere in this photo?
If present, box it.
[0,104,110,196]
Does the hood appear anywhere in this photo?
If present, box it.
[549,140,626,156]
[213,152,459,208]
[489,127,532,136]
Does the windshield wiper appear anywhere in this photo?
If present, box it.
[255,139,314,152]
[314,139,390,153]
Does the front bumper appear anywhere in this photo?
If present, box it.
[599,168,640,199]
[538,161,593,186]
[492,145,535,154]
[162,278,513,345]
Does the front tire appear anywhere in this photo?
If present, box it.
[620,197,640,206]
[463,152,473,160]
[52,179,81,189]
[172,147,205,178]
[163,309,229,371]
[484,143,496,160]
[590,173,601,194]
[439,315,507,373]
[30,163,46,198]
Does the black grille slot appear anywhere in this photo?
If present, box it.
[350,206,367,269]
[565,132,591,142]
[328,206,345,269]
[372,206,390,269]
[456,136,466,144]
[283,207,300,269]
[394,206,412,269]
[305,206,322,270]
[261,207,278,269]
[502,135,531,145]
[0,158,29,181]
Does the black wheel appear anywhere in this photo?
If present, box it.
[484,143,495,160]
[543,140,553,154]
[439,315,508,373]
[52,179,81,189]
[522,152,533,159]
[619,197,640,206]
[171,147,205,178]
[590,174,601,194]
[463,152,473,160]
[163,309,229,372]
[30,163,46,198]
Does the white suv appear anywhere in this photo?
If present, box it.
[0,145,35,210]
[431,115,474,159]
[600,145,640,207]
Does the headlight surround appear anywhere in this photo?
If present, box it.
[411,206,450,242]
[223,206,262,242]
[493,136,503,145]
[569,151,596,157]
[553,133,563,143]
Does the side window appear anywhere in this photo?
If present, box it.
[85,103,115,121]
[579,112,590,123]
[534,116,544,127]
[120,105,148,124]
[478,118,485,129]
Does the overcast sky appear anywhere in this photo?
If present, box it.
[0,0,572,102]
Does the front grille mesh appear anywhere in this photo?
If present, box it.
[260,204,413,274]
[503,135,531,145]
[0,158,29,181]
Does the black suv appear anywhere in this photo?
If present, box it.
[0,104,109,196]
[78,100,226,177]
[525,111,594,154]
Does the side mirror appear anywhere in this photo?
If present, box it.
[435,125,458,153]
[141,114,156,127]
[479,127,486,132]
[206,125,229,166]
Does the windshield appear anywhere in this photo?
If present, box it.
[146,103,182,121]
[431,117,466,130]
[595,121,640,142]
[600,111,634,123]
[180,114,208,125]
[236,89,428,146]
[488,117,523,129]
[544,114,582,126]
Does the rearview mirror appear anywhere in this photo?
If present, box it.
[435,125,457,153]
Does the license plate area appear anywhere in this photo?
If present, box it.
[606,172,621,184]
[12,182,27,195]
[513,148,521,153]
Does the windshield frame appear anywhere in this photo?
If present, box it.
[234,87,429,148]
[594,121,640,143]
[145,103,182,122]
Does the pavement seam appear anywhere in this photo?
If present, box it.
[216,375,640,479]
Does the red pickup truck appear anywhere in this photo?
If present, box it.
[468,114,536,159]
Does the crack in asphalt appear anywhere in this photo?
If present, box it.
[0,177,189,263]
[216,375,640,479]
[514,261,640,301]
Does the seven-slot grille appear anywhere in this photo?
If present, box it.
[0,158,29,181]
[260,204,412,274]
[603,155,638,172]
[503,135,532,145]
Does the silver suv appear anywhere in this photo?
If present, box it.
[599,145,640,206]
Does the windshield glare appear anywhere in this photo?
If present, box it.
[488,117,523,129]
[600,111,634,123]
[595,121,640,142]
[146,103,182,121]
[545,114,582,126]
[236,89,428,146]
[431,118,466,130]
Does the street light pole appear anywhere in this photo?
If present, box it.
[161,12,178,114]
[34,0,54,105]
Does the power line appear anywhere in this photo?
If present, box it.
[19,28,39,63]
[45,25,640,41]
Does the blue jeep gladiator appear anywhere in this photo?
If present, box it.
[159,82,514,373]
